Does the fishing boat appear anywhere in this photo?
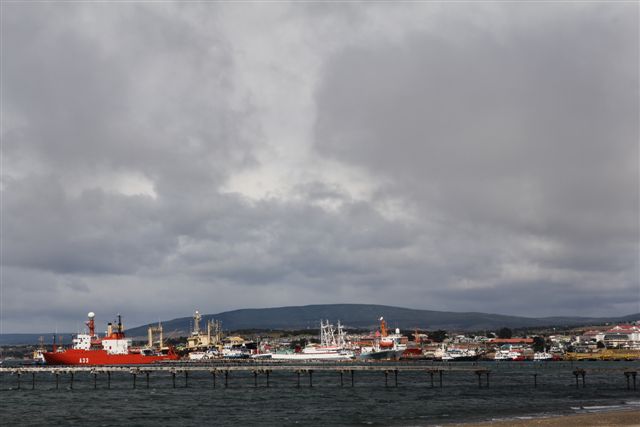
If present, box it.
[43,312,179,365]
[269,320,355,360]
[440,348,480,362]
[32,336,46,364]
[533,351,554,361]
[494,346,525,361]
[358,317,406,360]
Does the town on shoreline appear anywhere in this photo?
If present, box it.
[4,310,640,364]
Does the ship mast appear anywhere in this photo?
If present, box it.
[117,314,123,334]
[86,312,96,337]
[379,317,388,337]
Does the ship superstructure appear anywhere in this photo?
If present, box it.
[186,310,223,350]
[269,320,355,360]
[359,317,407,360]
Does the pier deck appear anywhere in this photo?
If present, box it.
[1,362,637,391]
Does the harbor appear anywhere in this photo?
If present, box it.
[13,310,640,367]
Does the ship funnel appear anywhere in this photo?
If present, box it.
[107,322,113,335]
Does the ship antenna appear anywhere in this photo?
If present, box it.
[117,313,122,333]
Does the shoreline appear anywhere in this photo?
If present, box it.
[446,409,640,426]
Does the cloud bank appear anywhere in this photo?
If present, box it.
[1,2,638,332]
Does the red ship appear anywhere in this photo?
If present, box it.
[43,312,179,365]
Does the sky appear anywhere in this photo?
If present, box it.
[1,2,638,333]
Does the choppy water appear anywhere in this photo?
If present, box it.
[1,361,639,426]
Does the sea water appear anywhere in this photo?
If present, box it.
[1,361,639,426]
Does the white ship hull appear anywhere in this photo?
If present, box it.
[269,351,354,361]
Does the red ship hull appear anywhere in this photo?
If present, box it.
[43,349,179,365]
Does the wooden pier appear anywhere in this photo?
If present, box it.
[1,363,637,391]
[0,364,489,389]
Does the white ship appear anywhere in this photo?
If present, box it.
[358,317,406,360]
[441,348,480,362]
[494,346,525,361]
[533,351,553,361]
[188,348,219,361]
[268,320,355,361]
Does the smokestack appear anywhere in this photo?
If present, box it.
[107,323,113,336]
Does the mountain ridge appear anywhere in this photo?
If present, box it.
[126,303,639,338]
[2,304,637,345]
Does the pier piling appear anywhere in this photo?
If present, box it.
[625,372,630,390]
[573,369,586,388]
[624,371,637,391]
[2,364,503,391]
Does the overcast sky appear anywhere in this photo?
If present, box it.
[1,2,638,333]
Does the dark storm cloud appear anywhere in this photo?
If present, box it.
[1,2,638,332]
[314,4,639,313]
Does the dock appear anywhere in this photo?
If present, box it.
[1,362,637,391]
[0,363,490,389]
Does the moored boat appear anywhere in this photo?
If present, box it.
[267,320,355,361]
[440,348,481,362]
[43,312,179,365]
[494,347,525,361]
[358,317,407,360]
[533,351,553,361]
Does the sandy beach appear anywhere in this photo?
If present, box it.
[448,410,640,426]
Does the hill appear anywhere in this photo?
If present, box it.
[125,304,640,339]
[3,304,637,345]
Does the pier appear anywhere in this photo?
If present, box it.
[1,363,489,389]
[1,362,637,391]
